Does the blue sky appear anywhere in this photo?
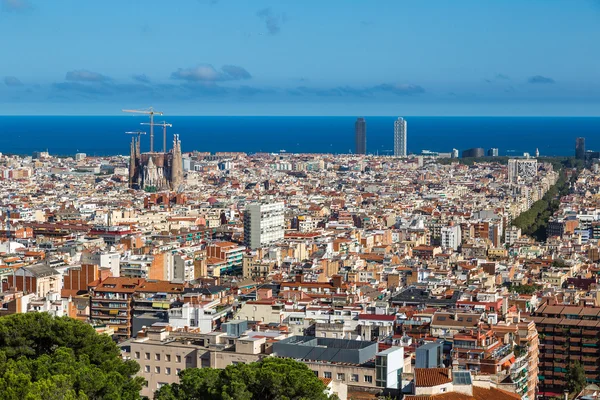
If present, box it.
[1,0,599,115]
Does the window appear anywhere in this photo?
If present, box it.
[155,354,161,361]
[134,352,140,359]
[176,355,181,363]
[364,375,373,383]
[312,370,319,377]
[337,373,345,381]
[176,368,181,375]
[144,365,150,373]
[351,374,359,382]
[155,366,161,374]
[324,371,332,379]
[440,388,447,393]
[166,367,171,375]
[166,354,171,362]
[145,352,150,360]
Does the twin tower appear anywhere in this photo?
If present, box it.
[354,117,407,157]
[129,132,184,192]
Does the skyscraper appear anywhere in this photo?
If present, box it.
[576,137,586,160]
[394,117,407,157]
[355,117,366,155]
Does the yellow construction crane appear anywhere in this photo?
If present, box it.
[122,107,163,152]
[140,121,172,153]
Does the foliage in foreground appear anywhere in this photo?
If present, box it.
[154,357,335,400]
[0,313,144,400]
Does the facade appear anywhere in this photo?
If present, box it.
[576,137,586,160]
[129,134,184,191]
[441,225,462,251]
[532,304,600,398]
[243,202,285,250]
[488,148,499,157]
[508,159,538,183]
[355,117,367,155]
[393,117,407,157]
[462,148,485,158]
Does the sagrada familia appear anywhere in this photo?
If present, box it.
[129,135,184,191]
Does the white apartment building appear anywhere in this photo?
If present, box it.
[441,225,462,251]
[243,201,285,249]
[394,117,407,157]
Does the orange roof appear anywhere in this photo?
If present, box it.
[414,368,452,387]
[318,377,332,386]
[406,387,521,400]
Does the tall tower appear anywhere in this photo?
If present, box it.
[355,117,366,155]
[170,134,184,190]
[129,138,136,187]
[576,137,586,160]
[394,117,407,157]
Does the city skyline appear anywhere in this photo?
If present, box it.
[1,0,599,116]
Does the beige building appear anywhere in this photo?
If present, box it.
[128,324,285,398]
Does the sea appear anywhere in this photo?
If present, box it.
[0,116,598,157]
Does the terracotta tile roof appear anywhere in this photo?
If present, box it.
[414,368,452,387]
[318,377,332,386]
[407,387,521,400]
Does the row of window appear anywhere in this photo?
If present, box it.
[314,371,373,383]
[134,352,190,364]
[144,365,181,376]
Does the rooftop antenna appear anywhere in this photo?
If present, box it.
[122,107,164,152]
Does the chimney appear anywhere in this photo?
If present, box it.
[295,274,304,283]
[448,368,453,378]
[564,391,569,400]
[332,275,343,289]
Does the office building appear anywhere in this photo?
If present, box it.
[451,149,459,158]
[355,118,366,155]
[462,148,485,158]
[576,137,586,160]
[243,201,285,249]
[487,148,499,157]
[394,117,407,157]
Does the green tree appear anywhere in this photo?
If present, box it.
[565,361,587,397]
[154,357,335,400]
[0,313,144,400]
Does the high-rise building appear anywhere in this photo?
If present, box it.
[508,158,538,183]
[487,148,499,157]
[355,117,366,155]
[462,148,485,158]
[576,137,586,160]
[393,117,407,157]
[243,201,285,249]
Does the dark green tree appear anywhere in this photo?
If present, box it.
[565,361,587,397]
[154,357,335,400]
[0,313,144,400]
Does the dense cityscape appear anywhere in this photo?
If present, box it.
[0,107,597,399]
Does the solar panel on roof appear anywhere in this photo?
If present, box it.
[453,371,472,385]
